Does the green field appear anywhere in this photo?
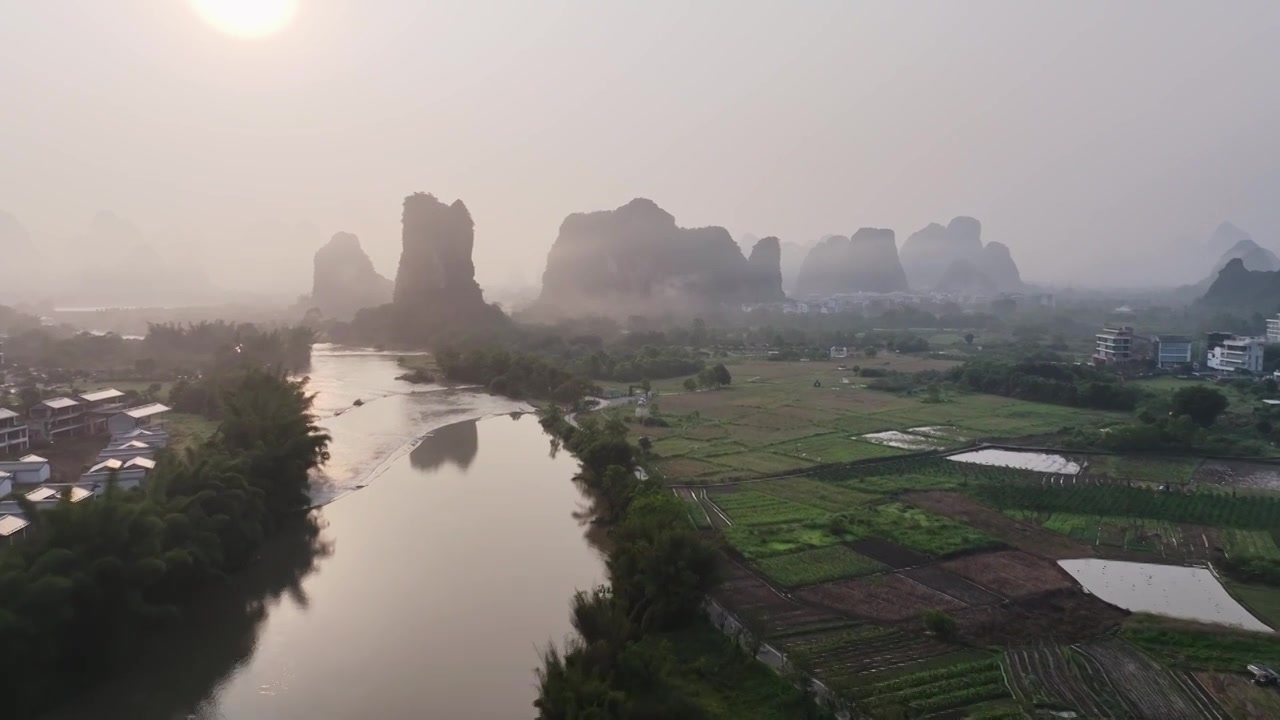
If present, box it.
[1226,583,1280,630]
[1007,510,1183,552]
[755,545,885,588]
[972,483,1280,530]
[845,656,1011,717]
[626,359,1125,482]
[725,521,844,560]
[1225,528,1280,560]
[753,477,877,512]
[721,492,994,561]
[1122,615,1280,671]
[1087,455,1202,484]
[164,412,218,452]
[712,491,828,526]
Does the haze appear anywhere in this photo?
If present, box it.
[4,0,1279,302]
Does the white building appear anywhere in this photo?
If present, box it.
[830,346,849,360]
[1268,314,1280,343]
[1207,335,1265,374]
[25,484,94,507]
[81,456,156,490]
[0,470,11,498]
[1093,326,1135,365]
[0,408,28,455]
[0,513,30,544]
[107,402,172,435]
[0,454,51,484]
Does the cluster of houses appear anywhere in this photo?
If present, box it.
[0,388,172,544]
[1093,315,1280,376]
[750,291,1055,317]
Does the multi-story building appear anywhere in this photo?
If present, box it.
[1206,334,1265,374]
[79,388,127,435]
[1268,314,1280,343]
[1094,326,1135,365]
[1153,335,1194,370]
[0,408,28,455]
[28,397,85,442]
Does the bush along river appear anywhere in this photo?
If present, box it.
[45,346,606,720]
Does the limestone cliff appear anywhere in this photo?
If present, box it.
[794,228,908,296]
[900,216,1022,292]
[535,198,783,316]
[308,232,393,320]
[393,193,486,309]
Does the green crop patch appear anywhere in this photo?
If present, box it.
[755,477,877,512]
[755,545,885,588]
[1122,616,1280,670]
[1225,529,1280,560]
[862,502,997,556]
[972,483,1280,530]
[711,491,828,526]
[769,433,909,464]
[711,451,816,475]
[1088,455,1201,484]
[724,522,845,560]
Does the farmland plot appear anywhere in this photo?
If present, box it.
[901,565,1002,606]
[1004,645,1125,718]
[710,491,828,526]
[712,560,852,638]
[796,573,966,622]
[844,655,1012,717]
[754,545,885,588]
[940,550,1076,599]
[1076,639,1227,720]
[785,628,958,689]
[753,477,877,512]
[904,491,1090,559]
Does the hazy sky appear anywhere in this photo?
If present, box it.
[5,0,1280,291]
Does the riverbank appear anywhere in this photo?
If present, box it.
[43,350,605,720]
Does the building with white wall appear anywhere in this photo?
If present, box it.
[0,408,28,455]
[1268,314,1280,343]
[1093,326,1135,365]
[1206,334,1265,374]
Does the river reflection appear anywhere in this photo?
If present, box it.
[45,351,604,720]
[410,419,480,472]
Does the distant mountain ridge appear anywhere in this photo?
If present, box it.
[795,229,907,295]
[1198,258,1280,314]
[534,198,784,317]
[306,232,393,320]
[899,217,1022,293]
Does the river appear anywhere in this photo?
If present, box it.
[47,346,605,720]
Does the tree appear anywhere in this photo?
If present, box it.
[864,347,878,359]
[1170,385,1230,427]
[923,609,957,640]
[682,377,697,392]
[964,333,975,345]
[711,363,731,387]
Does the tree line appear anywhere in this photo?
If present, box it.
[533,409,827,718]
[0,370,331,716]
[948,358,1144,411]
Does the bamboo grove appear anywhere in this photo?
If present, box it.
[0,370,330,716]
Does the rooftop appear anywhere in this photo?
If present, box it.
[26,485,93,503]
[0,408,20,421]
[18,454,48,463]
[80,388,125,403]
[87,458,124,474]
[123,402,171,419]
[0,514,29,537]
[40,397,81,410]
[1155,335,1192,343]
[125,457,156,470]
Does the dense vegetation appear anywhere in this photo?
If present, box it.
[436,347,599,402]
[535,410,826,718]
[1,321,315,382]
[949,358,1143,411]
[972,483,1280,529]
[0,370,330,717]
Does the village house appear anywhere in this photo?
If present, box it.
[0,407,29,455]
[106,402,172,435]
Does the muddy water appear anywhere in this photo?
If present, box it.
[1059,558,1272,632]
[48,347,605,720]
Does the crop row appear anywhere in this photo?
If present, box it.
[972,483,1280,529]
[711,491,827,526]
[850,658,998,697]
[754,545,884,588]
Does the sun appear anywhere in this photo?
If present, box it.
[192,0,298,39]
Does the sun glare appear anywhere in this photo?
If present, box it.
[192,0,298,39]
